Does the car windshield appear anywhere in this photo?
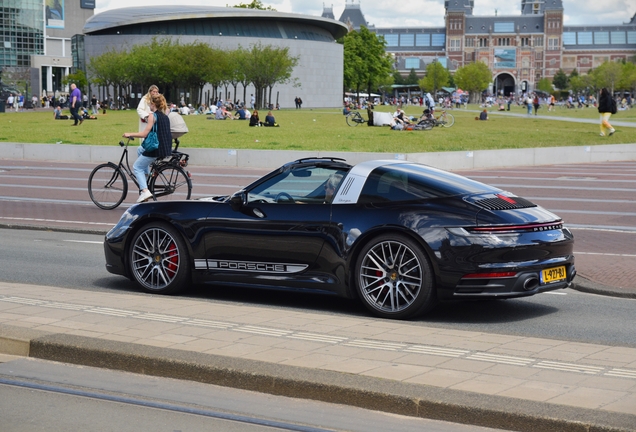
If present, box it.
[248,166,349,204]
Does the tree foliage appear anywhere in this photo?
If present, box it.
[341,26,393,100]
[87,38,297,108]
[233,0,275,10]
[453,61,492,103]
[536,77,553,93]
[418,61,450,96]
[552,69,569,90]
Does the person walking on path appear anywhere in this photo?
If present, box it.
[69,84,83,126]
[533,93,541,115]
[91,94,98,115]
[136,85,159,134]
[598,88,616,137]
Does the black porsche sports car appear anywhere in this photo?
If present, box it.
[104,158,576,319]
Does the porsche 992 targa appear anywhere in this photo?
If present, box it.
[104,158,576,319]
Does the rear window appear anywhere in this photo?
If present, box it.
[359,164,498,203]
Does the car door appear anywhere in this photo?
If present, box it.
[199,166,345,283]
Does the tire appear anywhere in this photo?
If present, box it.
[149,164,192,201]
[442,113,455,127]
[129,222,190,294]
[88,163,127,210]
[346,113,361,127]
[355,234,436,319]
[416,120,433,131]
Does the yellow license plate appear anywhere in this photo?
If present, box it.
[541,266,567,284]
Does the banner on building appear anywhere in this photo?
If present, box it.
[46,0,65,29]
[494,49,516,69]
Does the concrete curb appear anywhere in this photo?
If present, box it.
[2,142,636,170]
[572,275,636,299]
[0,325,633,432]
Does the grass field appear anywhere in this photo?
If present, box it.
[1,103,635,154]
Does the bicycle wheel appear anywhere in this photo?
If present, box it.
[442,113,455,127]
[149,164,192,201]
[88,163,128,210]
[346,113,361,127]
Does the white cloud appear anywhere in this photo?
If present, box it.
[95,0,636,27]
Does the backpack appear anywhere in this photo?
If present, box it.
[610,98,617,114]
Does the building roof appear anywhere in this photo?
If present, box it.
[83,5,349,39]
[444,0,474,14]
[338,1,369,30]
[321,5,335,20]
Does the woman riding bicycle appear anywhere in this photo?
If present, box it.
[123,93,172,202]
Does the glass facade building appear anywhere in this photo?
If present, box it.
[0,0,45,67]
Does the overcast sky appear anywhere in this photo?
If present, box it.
[94,0,636,27]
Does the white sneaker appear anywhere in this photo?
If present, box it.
[609,129,615,136]
[136,189,153,203]
[599,133,605,137]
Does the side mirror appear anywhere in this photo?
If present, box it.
[229,191,246,211]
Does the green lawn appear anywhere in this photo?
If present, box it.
[1,104,634,153]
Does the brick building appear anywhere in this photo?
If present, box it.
[326,0,636,95]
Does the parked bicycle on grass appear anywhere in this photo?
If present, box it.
[418,109,455,128]
[345,110,367,127]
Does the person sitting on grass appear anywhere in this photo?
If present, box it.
[264,111,279,127]
[249,109,263,127]
[54,105,69,120]
[476,109,488,121]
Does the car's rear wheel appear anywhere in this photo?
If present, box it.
[129,222,190,294]
[355,234,436,319]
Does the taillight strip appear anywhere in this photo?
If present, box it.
[469,221,563,233]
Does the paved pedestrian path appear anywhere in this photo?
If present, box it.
[0,281,635,431]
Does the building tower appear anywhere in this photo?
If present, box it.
[444,0,474,69]
[541,0,564,80]
[321,4,335,20]
[338,0,369,31]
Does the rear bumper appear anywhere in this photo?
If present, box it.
[448,264,577,299]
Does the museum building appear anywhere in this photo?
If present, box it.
[326,0,636,95]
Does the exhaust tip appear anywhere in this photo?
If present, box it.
[523,277,539,291]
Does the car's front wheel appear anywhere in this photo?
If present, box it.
[128,222,190,294]
[355,234,436,319]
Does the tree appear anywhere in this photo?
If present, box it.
[592,60,622,93]
[452,61,491,103]
[341,26,393,103]
[405,68,419,85]
[233,0,275,10]
[619,61,636,97]
[242,43,298,108]
[87,49,128,102]
[392,70,404,85]
[536,77,553,93]
[552,68,568,90]
[418,61,450,97]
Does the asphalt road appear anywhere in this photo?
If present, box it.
[2,228,635,348]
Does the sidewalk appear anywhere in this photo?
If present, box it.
[1,281,635,432]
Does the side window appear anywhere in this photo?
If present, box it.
[359,168,436,204]
[247,167,348,204]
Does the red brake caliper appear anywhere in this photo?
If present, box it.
[166,242,178,273]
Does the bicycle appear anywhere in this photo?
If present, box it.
[345,111,367,127]
[418,109,455,128]
[88,138,192,210]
